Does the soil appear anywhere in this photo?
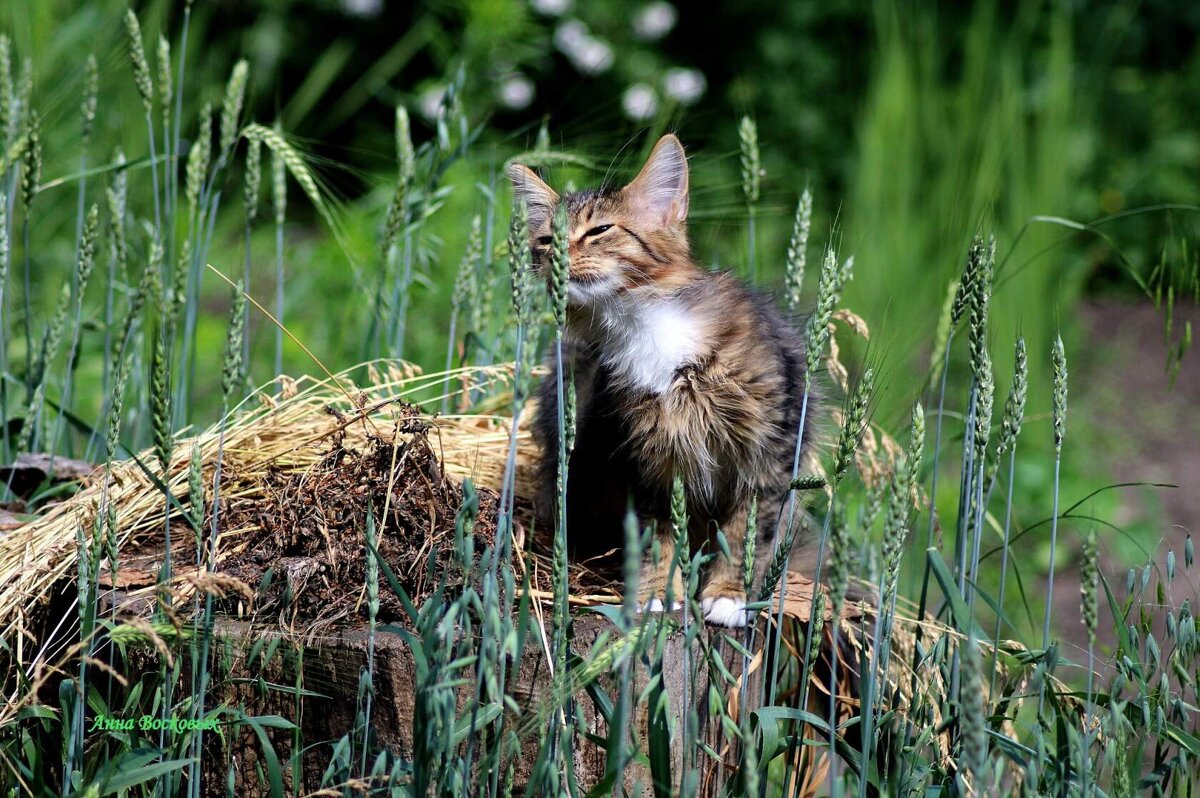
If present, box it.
[1078,298,1200,535]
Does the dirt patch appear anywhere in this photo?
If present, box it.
[1050,297,1199,663]
[1078,297,1200,535]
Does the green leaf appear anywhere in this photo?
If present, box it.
[927,548,984,637]
[752,706,832,761]
[99,758,195,794]
[450,703,501,746]
[16,705,57,722]
[645,660,672,798]
[231,711,287,798]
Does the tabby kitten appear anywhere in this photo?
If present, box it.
[508,135,815,628]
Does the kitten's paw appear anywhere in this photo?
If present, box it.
[701,595,752,628]
[638,597,682,614]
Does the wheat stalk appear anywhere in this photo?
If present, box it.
[185,105,212,217]
[1041,335,1068,655]
[241,122,333,231]
[0,36,11,146]
[738,115,761,282]
[20,111,39,212]
[124,11,153,114]
[81,53,98,144]
[220,60,249,157]
[784,188,812,312]
[244,136,262,225]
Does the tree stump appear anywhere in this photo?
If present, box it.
[199,613,772,796]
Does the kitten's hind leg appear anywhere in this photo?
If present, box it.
[699,506,753,628]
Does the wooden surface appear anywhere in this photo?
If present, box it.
[95,567,845,795]
[197,613,774,796]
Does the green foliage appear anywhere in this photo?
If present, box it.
[0,3,1197,797]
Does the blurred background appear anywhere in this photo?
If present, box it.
[3,0,1197,644]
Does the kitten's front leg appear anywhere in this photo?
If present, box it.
[700,505,755,628]
[636,526,684,614]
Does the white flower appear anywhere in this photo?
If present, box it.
[633,2,677,41]
[418,85,447,121]
[531,0,573,16]
[555,20,613,75]
[622,83,658,120]
[663,67,705,104]
[571,37,614,75]
[554,19,589,53]
[342,0,382,18]
[497,74,535,110]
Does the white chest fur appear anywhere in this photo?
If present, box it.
[596,298,704,394]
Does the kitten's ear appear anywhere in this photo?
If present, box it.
[625,134,689,227]
[507,163,559,233]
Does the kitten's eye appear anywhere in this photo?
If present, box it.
[535,235,553,246]
[584,224,613,239]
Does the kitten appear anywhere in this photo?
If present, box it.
[508,134,816,628]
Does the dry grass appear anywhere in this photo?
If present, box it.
[0,362,535,644]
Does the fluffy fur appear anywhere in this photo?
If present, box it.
[509,135,817,627]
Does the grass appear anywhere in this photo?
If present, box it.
[0,5,1198,797]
